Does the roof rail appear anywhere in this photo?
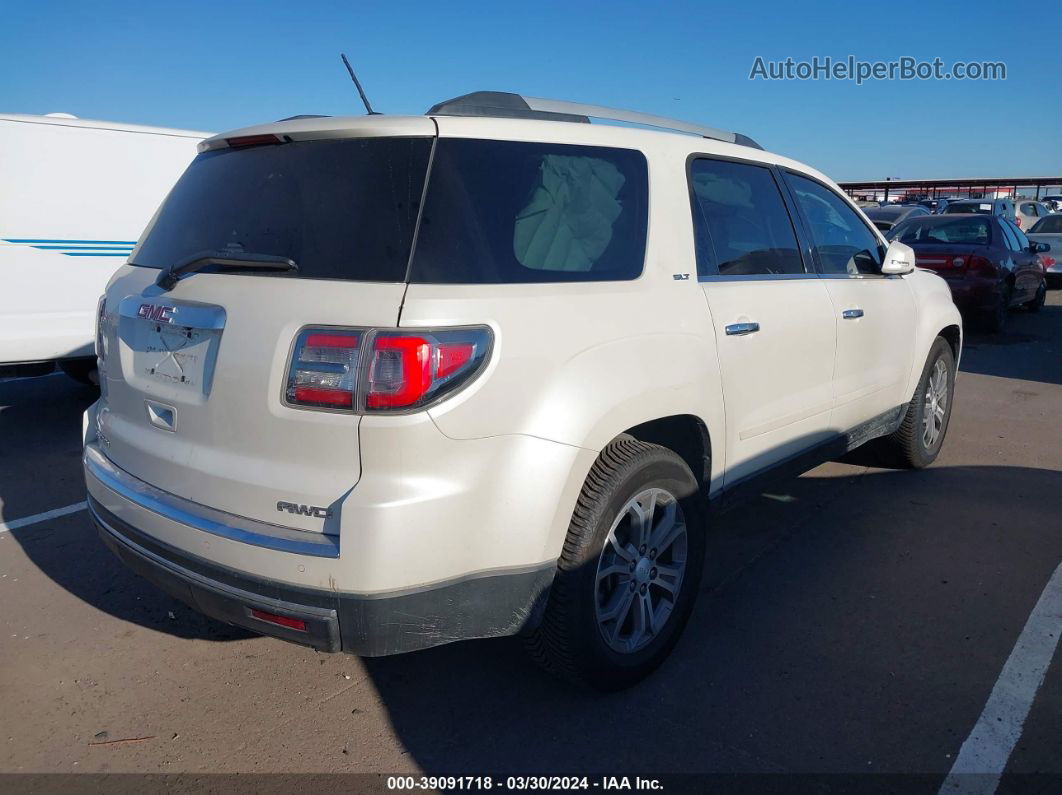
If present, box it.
[426,91,762,150]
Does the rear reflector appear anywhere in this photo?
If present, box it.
[250,609,307,632]
[285,326,492,414]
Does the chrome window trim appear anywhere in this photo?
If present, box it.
[698,272,819,283]
[84,443,340,558]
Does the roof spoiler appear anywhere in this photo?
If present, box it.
[426,91,762,150]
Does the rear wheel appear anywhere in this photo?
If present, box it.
[983,284,1011,333]
[1025,279,1047,312]
[886,336,955,469]
[526,440,705,690]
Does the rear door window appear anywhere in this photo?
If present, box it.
[132,137,432,282]
[410,139,648,283]
[687,158,804,277]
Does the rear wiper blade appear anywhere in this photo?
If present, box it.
[156,251,298,291]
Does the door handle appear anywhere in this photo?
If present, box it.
[725,321,760,336]
[842,308,864,319]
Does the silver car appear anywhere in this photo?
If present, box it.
[1027,214,1062,286]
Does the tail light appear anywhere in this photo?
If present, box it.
[968,254,998,277]
[285,326,492,413]
[95,295,108,362]
[1041,256,1055,270]
[1014,216,1022,227]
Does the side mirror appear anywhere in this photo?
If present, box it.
[1030,241,1050,254]
[882,240,916,275]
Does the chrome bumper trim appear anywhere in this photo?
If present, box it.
[83,443,340,558]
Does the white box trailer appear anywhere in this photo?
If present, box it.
[0,113,210,382]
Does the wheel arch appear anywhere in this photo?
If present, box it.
[615,414,712,492]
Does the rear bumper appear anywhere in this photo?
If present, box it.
[90,495,555,655]
[944,275,999,313]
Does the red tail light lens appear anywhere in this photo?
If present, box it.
[367,335,433,409]
[968,255,998,277]
[285,326,491,413]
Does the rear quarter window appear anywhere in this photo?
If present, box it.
[410,139,648,283]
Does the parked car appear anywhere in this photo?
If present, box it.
[864,204,931,233]
[1039,194,1062,212]
[887,214,1047,330]
[84,92,962,689]
[941,198,1017,225]
[0,113,210,382]
[1027,214,1062,287]
[920,197,963,214]
[1014,200,1053,230]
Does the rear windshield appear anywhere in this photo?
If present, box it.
[890,217,992,245]
[942,203,993,215]
[132,136,648,285]
[132,138,432,282]
[1030,215,1062,234]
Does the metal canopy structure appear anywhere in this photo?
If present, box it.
[838,176,1062,202]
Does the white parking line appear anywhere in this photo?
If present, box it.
[940,560,1062,794]
[0,501,87,534]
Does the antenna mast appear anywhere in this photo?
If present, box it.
[340,53,378,115]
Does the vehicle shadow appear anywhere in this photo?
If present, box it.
[0,374,253,642]
[958,299,1062,386]
[359,463,1062,775]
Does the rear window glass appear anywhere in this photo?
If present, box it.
[132,137,432,282]
[410,139,647,283]
[942,203,992,215]
[892,217,992,245]
[1030,215,1062,234]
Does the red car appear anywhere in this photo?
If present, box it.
[886,214,1048,331]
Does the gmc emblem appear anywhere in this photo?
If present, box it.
[138,303,176,323]
[276,501,332,519]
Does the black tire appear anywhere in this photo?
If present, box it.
[886,337,955,469]
[58,358,98,386]
[982,284,1010,333]
[526,440,706,690]
[1025,279,1046,312]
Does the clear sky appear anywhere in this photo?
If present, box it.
[3,0,1059,182]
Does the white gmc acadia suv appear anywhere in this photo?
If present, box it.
[83,92,961,689]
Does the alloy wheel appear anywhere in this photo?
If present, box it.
[922,358,949,449]
[594,488,688,654]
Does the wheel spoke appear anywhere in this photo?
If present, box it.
[642,593,657,636]
[629,496,655,548]
[653,563,682,596]
[629,591,647,647]
[599,585,635,624]
[607,533,635,563]
[596,560,629,583]
[934,403,945,423]
[650,507,686,555]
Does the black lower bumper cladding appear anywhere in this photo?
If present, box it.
[89,497,555,656]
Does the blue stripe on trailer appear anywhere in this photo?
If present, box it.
[3,238,137,245]
[62,252,131,257]
[30,245,135,250]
